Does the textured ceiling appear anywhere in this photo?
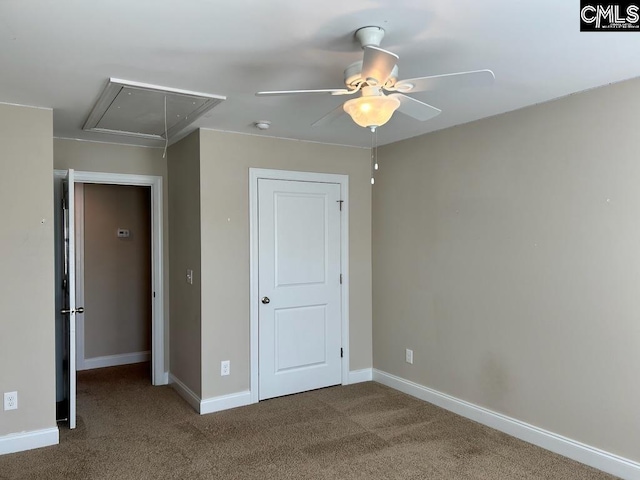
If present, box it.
[1,0,640,148]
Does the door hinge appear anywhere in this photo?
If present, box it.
[341,348,343,358]
[339,274,342,284]
[337,200,344,211]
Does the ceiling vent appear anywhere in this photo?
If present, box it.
[83,78,226,140]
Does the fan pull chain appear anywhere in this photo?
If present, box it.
[370,130,375,185]
[374,128,379,171]
[370,129,380,185]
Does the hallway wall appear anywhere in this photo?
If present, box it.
[82,183,151,364]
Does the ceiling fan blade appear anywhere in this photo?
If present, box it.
[312,104,346,127]
[256,88,350,96]
[389,93,442,122]
[394,69,495,93]
[361,46,399,86]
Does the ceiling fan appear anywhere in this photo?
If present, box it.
[256,26,495,131]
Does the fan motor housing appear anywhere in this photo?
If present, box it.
[344,61,398,89]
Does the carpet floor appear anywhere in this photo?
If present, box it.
[0,364,616,479]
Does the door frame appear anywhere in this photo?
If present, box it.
[54,170,167,386]
[75,182,86,371]
[249,168,349,403]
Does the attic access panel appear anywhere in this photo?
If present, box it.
[83,78,226,140]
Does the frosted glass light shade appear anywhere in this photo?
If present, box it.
[343,95,401,129]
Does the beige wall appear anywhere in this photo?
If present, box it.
[167,131,202,396]
[54,139,166,177]
[54,139,169,372]
[0,104,55,436]
[82,184,151,359]
[373,78,640,462]
[199,130,372,399]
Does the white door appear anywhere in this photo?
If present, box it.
[258,179,342,400]
[61,169,78,429]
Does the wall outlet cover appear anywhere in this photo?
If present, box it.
[221,360,230,376]
[405,349,414,365]
[4,391,18,410]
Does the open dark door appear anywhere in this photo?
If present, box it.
[59,169,80,429]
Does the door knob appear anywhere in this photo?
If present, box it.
[76,307,85,314]
[261,297,270,304]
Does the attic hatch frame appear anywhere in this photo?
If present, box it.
[83,78,226,140]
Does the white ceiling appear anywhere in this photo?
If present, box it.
[2,0,640,148]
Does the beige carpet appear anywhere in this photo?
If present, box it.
[0,364,616,479]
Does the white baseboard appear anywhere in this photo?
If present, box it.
[0,427,59,456]
[169,373,200,413]
[348,368,373,384]
[80,351,150,371]
[373,369,640,480]
[169,373,251,415]
[200,390,252,415]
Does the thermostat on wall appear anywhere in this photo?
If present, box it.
[117,228,130,238]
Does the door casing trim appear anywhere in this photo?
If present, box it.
[249,168,350,404]
[54,170,166,386]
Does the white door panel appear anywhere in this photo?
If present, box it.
[275,193,327,286]
[258,179,342,400]
[275,305,326,371]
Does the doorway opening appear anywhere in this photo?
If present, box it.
[75,183,152,372]
[54,170,166,428]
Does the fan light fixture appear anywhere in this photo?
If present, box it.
[343,87,400,131]
[255,26,495,131]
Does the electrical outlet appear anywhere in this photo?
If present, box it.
[405,349,414,365]
[4,391,17,411]
[221,360,230,376]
